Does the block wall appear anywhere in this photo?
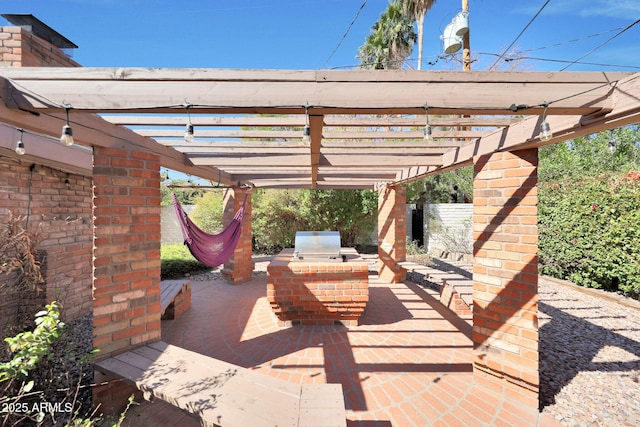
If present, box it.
[0,155,92,328]
[221,187,254,284]
[472,149,539,407]
[0,26,80,67]
[377,184,407,283]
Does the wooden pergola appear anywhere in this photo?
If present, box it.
[1,68,639,187]
[2,66,640,416]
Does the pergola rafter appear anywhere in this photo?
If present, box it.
[1,68,638,189]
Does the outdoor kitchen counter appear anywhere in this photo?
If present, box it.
[266,248,369,326]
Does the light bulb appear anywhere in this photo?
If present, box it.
[60,124,74,146]
[15,139,25,155]
[539,120,552,142]
[184,123,194,143]
[302,125,310,142]
[424,124,434,142]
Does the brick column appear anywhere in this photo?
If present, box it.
[221,187,253,284]
[472,149,539,407]
[92,147,162,411]
[377,184,406,283]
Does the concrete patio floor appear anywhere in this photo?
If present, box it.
[122,267,561,427]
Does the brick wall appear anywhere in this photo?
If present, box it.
[377,184,406,283]
[0,26,80,67]
[267,248,369,326]
[0,24,87,329]
[0,156,92,328]
[221,187,254,283]
[472,149,539,407]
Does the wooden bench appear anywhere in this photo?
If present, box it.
[95,341,346,427]
[161,280,191,320]
[400,261,473,317]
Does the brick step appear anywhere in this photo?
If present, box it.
[400,261,473,317]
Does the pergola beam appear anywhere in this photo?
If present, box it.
[2,69,638,189]
[102,114,521,128]
[2,68,628,115]
[138,129,490,139]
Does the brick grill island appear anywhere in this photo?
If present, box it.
[267,237,369,326]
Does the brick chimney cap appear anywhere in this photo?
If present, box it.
[2,14,78,49]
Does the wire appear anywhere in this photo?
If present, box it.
[320,0,368,69]
[519,26,628,55]
[27,163,34,229]
[560,18,640,71]
[489,0,551,70]
[476,51,640,71]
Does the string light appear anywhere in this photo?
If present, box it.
[15,128,25,155]
[302,105,310,142]
[539,103,553,142]
[423,105,434,143]
[60,105,74,146]
[184,103,194,143]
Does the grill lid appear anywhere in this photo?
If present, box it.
[293,231,341,259]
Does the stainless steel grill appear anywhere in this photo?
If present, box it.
[293,231,342,260]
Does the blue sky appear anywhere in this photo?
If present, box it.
[3,0,639,72]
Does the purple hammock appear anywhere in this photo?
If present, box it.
[172,193,248,267]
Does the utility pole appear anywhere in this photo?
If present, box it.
[462,0,471,71]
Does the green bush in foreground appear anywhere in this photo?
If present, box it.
[539,174,640,296]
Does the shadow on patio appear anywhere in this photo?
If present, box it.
[123,268,557,427]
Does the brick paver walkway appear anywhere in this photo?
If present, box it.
[123,271,560,426]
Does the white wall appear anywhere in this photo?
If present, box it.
[411,203,473,254]
[161,204,195,244]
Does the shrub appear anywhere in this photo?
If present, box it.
[190,190,224,234]
[0,213,43,294]
[299,189,377,248]
[539,174,640,296]
[252,189,305,254]
[160,243,211,279]
[1,303,100,426]
[252,189,377,254]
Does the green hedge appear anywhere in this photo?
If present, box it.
[539,174,640,296]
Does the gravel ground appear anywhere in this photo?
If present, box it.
[538,276,640,426]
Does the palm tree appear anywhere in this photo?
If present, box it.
[399,0,437,70]
[357,1,416,70]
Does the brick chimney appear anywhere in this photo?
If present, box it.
[0,14,80,67]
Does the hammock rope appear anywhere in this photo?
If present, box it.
[172,192,248,267]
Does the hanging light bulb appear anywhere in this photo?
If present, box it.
[302,105,310,142]
[539,121,552,141]
[423,105,434,143]
[60,106,74,146]
[15,128,25,155]
[302,125,310,142]
[184,123,195,143]
[424,124,434,142]
[60,125,74,146]
[184,103,194,143]
[539,104,553,142]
